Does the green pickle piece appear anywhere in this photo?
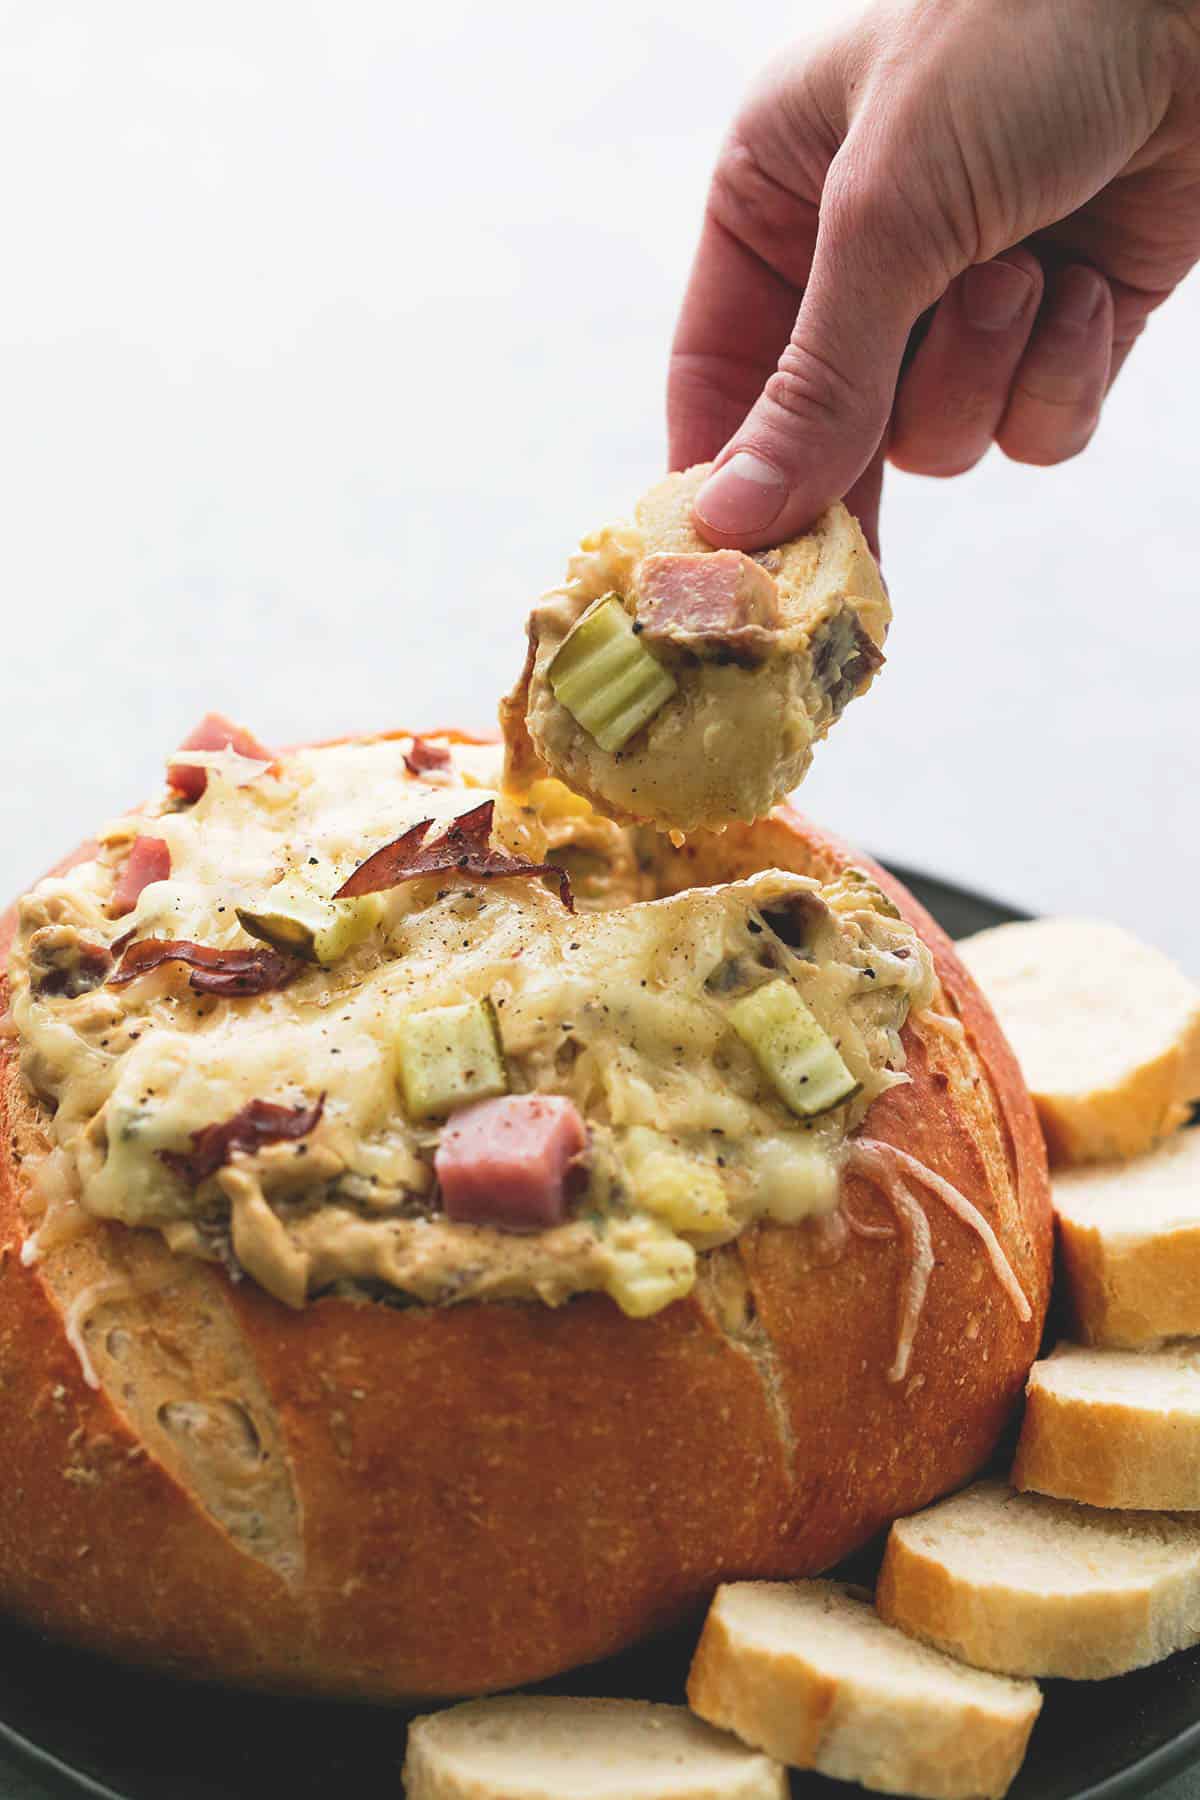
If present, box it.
[549,594,676,753]
[396,996,508,1120]
[730,979,860,1117]
[237,883,379,966]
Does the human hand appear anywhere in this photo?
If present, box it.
[669,0,1200,553]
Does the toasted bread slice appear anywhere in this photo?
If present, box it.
[687,1580,1041,1800]
[1014,1341,1200,1509]
[403,1696,786,1800]
[1053,1130,1200,1345]
[956,918,1200,1166]
[876,1480,1200,1679]
[505,463,890,833]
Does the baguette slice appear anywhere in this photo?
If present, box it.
[1053,1130,1200,1345]
[1014,1342,1200,1510]
[876,1480,1200,1679]
[956,918,1200,1166]
[687,1580,1041,1800]
[403,1697,787,1800]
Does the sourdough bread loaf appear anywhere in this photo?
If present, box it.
[0,749,1051,1698]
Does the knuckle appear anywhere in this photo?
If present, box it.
[766,337,879,432]
[706,132,807,257]
[821,139,973,305]
[820,159,891,243]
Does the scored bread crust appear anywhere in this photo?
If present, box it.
[0,755,1051,1700]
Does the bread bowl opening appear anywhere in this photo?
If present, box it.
[9,732,937,1324]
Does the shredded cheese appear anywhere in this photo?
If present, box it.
[917,1008,967,1043]
[61,1277,171,1391]
[62,1279,121,1388]
[846,1136,1031,1382]
[165,747,273,787]
[845,1145,933,1382]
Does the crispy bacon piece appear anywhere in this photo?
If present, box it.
[109,937,302,996]
[168,713,274,801]
[108,836,171,920]
[403,737,453,776]
[160,1095,326,1187]
[30,935,114,999]
[335,800,574,911]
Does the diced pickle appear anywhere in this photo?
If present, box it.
[549,594,676,753]
[730,979,860,1117]
[237,884,379,966]
[396,997,508,1120]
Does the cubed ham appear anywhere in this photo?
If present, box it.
[435,1094,587,1231]
[168,712,274,801]
[108,836,171,919]
[635,551,781,649]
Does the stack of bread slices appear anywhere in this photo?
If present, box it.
[404,918,1200,1800]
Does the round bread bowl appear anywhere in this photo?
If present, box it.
[0,741,1051,1701]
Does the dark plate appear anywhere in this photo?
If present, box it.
[2,865,1198,1800]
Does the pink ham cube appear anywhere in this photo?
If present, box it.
[108,836,171,919]
[435,1094,587,1231]
[635,550,781,643]
[168,712,274,801]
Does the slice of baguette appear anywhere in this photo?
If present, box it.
[1014,1342,1200,1509]
[1053,1130,1200,1345]
[687,1579,1041,1800]
[403,1696,787,1800]
[956,918,1200,1166]
[876,1479,1200,1679]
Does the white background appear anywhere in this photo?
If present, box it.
[0,0,1196,970]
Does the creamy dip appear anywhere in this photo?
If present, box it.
[9,736,933,1317]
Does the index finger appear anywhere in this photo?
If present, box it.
[667,145,820,473]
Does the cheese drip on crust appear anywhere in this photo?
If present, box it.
[10,735,935,1319]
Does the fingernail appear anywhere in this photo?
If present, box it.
[1054,265,1106,330]
[694,451,789,536]
[962,258,1035,332]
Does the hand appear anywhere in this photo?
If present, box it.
[668,0,1200,553]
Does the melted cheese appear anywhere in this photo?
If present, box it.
[10,736,934,1318]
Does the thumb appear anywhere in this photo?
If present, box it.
[693,170,951,547]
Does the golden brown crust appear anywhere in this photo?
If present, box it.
[0,777,1051,1700]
